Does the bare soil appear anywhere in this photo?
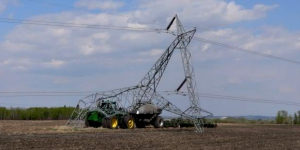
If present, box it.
[1,120,300,150]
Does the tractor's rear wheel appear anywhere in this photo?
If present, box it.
[124,116,135,129]
[153,116,164,128]
[107,116,118,129]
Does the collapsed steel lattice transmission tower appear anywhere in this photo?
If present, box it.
[66,15,212,133]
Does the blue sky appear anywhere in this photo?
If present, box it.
[0,0,300,117]
[231,0,300,30]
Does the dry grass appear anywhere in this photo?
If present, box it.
[0,120,116,135]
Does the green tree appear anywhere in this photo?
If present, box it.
[294,113,298,124]
[285,114,293,124]
[276,110,288,124]
[298,111,300,125]
[0,106,75,120]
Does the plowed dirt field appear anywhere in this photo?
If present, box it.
[1,121,300,150]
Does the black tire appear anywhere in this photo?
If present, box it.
[107,116,118,129]
[153,116,164,128]
[124,115,135,129]
[174,122,180,128]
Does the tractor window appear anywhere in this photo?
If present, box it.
[111,103,117,110]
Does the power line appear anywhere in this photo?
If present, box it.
[159,91,300,106]
[0,17,151,30]
[1,91,300,107]
[0,18,168,33]
[4,18,298,65]
[192,36,300,65]
[0,91,96,93]
[200,95,300,106]
[0,94,87,97]
[0,102,46,107]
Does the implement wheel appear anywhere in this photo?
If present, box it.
[124,116,135,129]
[107,116,118,129]
[174,122,180,128]
[153,116,164,128]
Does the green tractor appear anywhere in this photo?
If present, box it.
[85,100,134,129]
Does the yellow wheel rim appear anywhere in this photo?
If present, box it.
[127,118,134,129]
[111,117,118,128]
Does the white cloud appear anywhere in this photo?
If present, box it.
[0,1,287,81]
[279,86,295,94]
[201,44,210,52]
[79,32,111,55]
[1,40,35,52]
[0,0,18,14]
[0,2,5,13]
[227,77,241,84]
[53,78,70,84]
[150,49,163,56]
[139,49,164,57]
[223,2,278,22]
[0,58,33,69]
[12,65,27,71]
[195,27,300,59]
[0,58,33,72]
[131,0,278,29]
[121,33,142,40]
[2,0,300,116]
[43,59,66,68]
[0,0,279,65]
[127,23,148,28]
[234,57,241,61]
[75,0,123,10]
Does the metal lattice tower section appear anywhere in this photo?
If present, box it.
[131,29,196,108]
[67,15,212,133]
[174,15,211,133]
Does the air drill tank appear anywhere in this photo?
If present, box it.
[129,103,164,128]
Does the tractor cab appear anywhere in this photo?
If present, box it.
[100,100,117,110]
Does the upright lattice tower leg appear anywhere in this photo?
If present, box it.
[173,15,212,133]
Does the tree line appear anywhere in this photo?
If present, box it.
[210,117,275,124]
[0,106,75,120]
[276,110,300,124]
[0,106,299,123]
